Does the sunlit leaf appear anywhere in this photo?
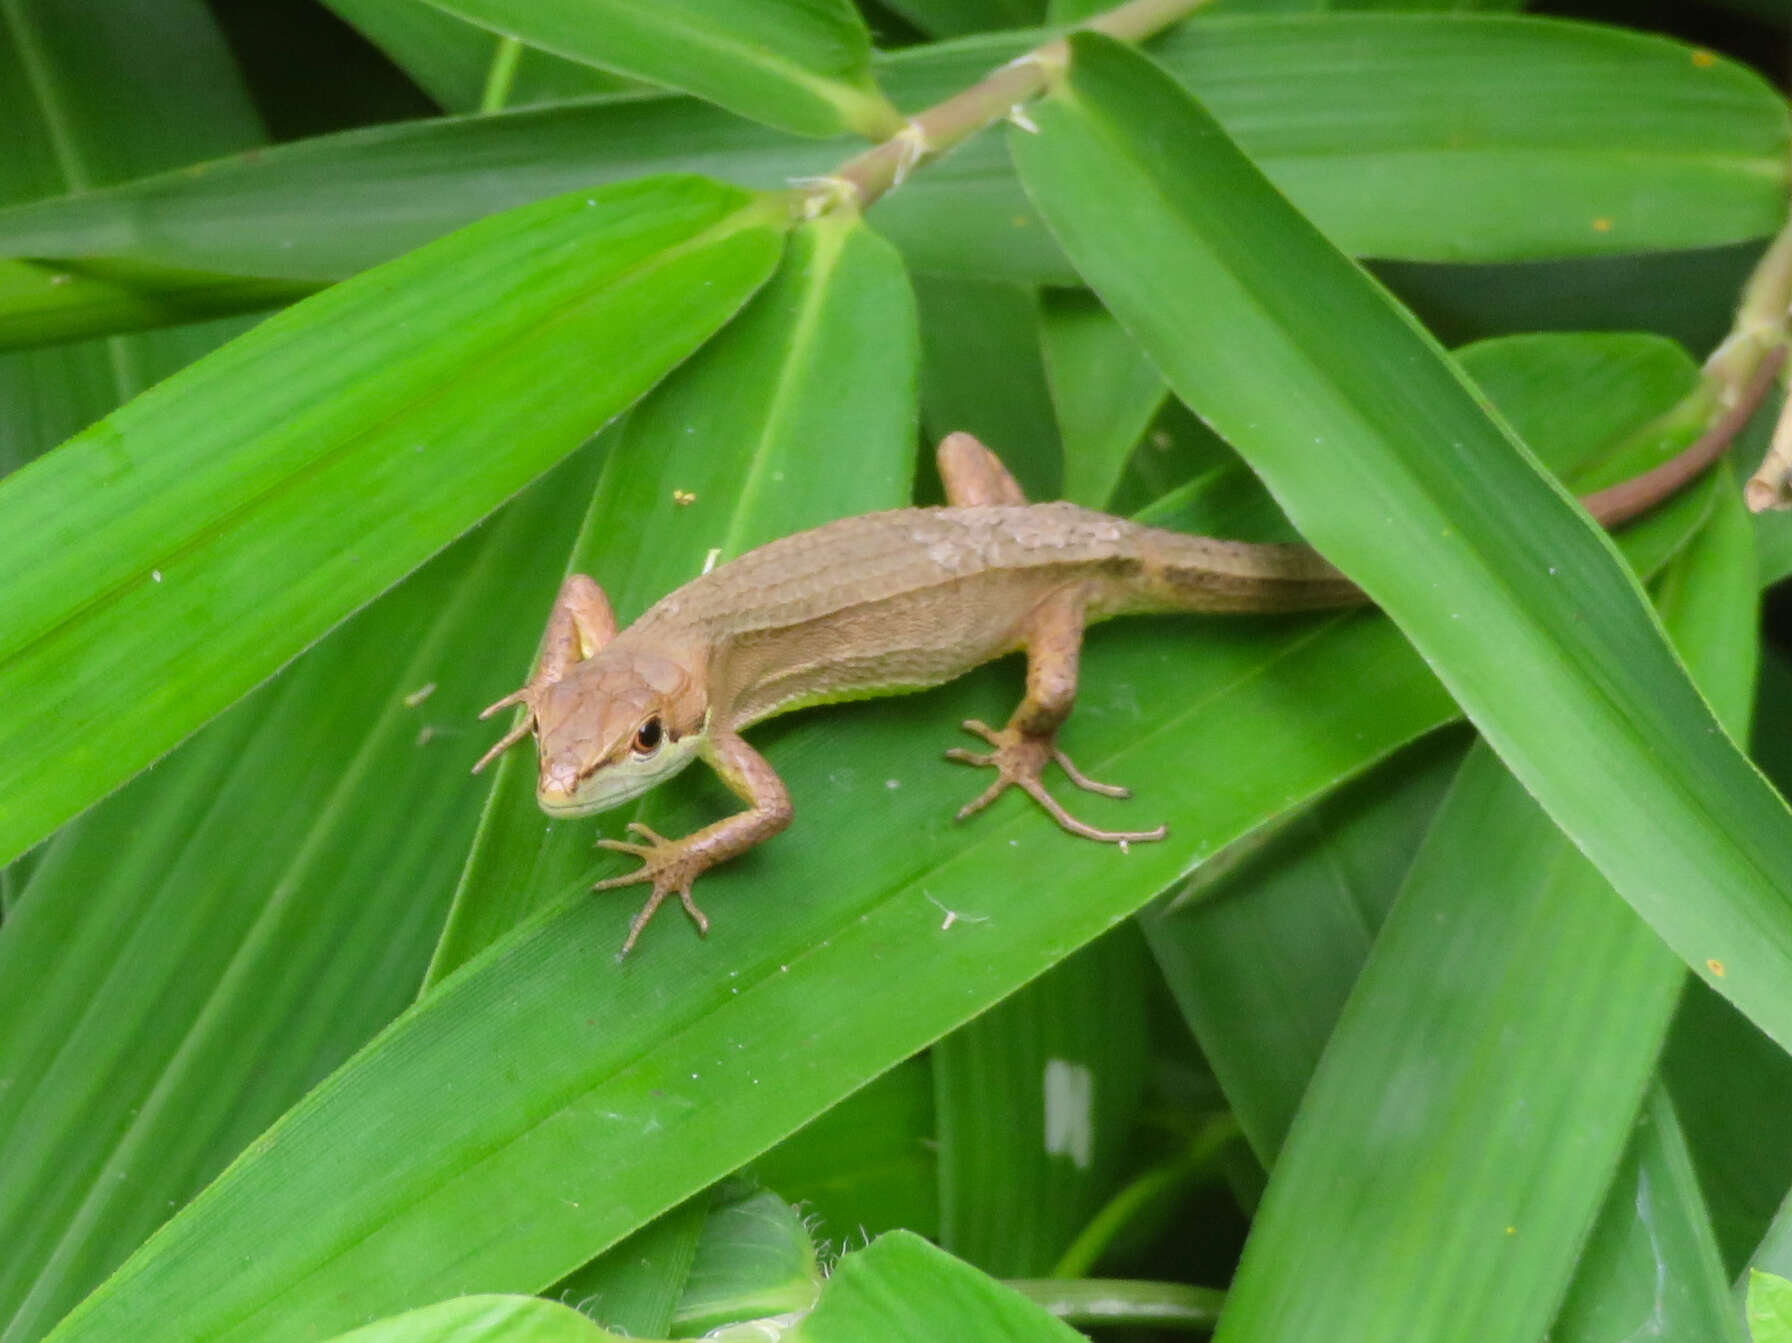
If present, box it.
[0,175,786,868]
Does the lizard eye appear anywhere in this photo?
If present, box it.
[632,717,663,756]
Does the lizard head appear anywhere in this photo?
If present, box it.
[530,648,707,817]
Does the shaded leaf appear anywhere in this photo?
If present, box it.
[319,0,624,112]
[913,275,1061,500]
[934,925,1151,1275]
[749,1060,939,1247]
[420,0,900,138]
[1038,291,1164,509]
[0,17,1780,328]
[1552,1085,1746,1343]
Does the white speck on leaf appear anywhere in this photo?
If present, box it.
[1043,1059,1094,1169]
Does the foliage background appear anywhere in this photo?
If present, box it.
[3,0,1792,1340]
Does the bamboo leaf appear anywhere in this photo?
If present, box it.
[0,0,266,470]
[1204,461,1757,1342]
[789,1233,1083,1341]
[1752,1271,1792,1343]
[748,1061,939,1246]
[419,0,900,138]
[321,1296,613,1343]
[0,17,1778,333]
[1011,31,1792,1052]
[318,0,625,112]
[913,275,1062,500]
[0,258,302,351]
[1552,1086,1746,1343]
[40,586,1459,1340]
[0,175,786,869]
[428,210,915,980]
[933,926,1151,1275]
[1038,291,1164,509]
[0,457,599,1343]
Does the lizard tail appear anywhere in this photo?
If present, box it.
[1129,528,1363,614]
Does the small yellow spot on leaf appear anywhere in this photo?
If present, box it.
[1707,958,1726,977]
[1011,215,1031,229]
[672,489,697,506]
[1592,218,1613,233]
[1692,49,1716,68]
[1506,1226,1516,1236]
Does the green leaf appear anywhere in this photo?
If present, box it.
[318,0,625,112]
[0,456,599,1342]
[321,1296,614,1343]
[0,16,1779,332]
[0,175,786,870]
[670,1189,821,1335]
[1139,332,1713,1166]
[749,1060,939,1246]
[0,0,267,470]
[1012,32,1792,1052]
[1203,469,1756,1342]
[1552,1085,1745,1343]
[1038,291,1164,509]
[428,210,915,980]
[913,275,1062,500]
[1754,1270,1792,1343]
[934,926,1151,1275]
[550,1199,707,1339]
[1661,645,1792,1276]
[1141,732,1464,1160]
[38,602,1456,1341]
[419,0,900,138]
[881,0,1044,39]
[0,257,303,352]
[879,16,1791,279]
[790,1232,1081,1341]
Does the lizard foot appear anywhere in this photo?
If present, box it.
[946,719,1168,844]
[594,822,713,958]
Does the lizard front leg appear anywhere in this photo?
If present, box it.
[473,573,618,774]
[948,586,1168,845]
[596,727,792,957]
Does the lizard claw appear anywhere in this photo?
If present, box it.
[946,720,1167,845]
[594,826,712,957]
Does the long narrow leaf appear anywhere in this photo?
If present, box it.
[41,606,1459,1340]
[0,454,599,1343]
[421,0,899,138]
[1209,466,1755,1342]
[0,18,1777,314]
[0,175,786,868]
[428,211,916,979]
[1012,31,1792,1051]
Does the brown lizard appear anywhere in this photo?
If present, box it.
[474,411,1758,956]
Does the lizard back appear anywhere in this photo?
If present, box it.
[624,503,1356,728]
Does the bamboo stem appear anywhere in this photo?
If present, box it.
[815,0,1210,214]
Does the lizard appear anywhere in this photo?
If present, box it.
[473,419,1755,957]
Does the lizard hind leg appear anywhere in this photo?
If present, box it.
[937,431,1029,507]
[945,587,1168,845]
